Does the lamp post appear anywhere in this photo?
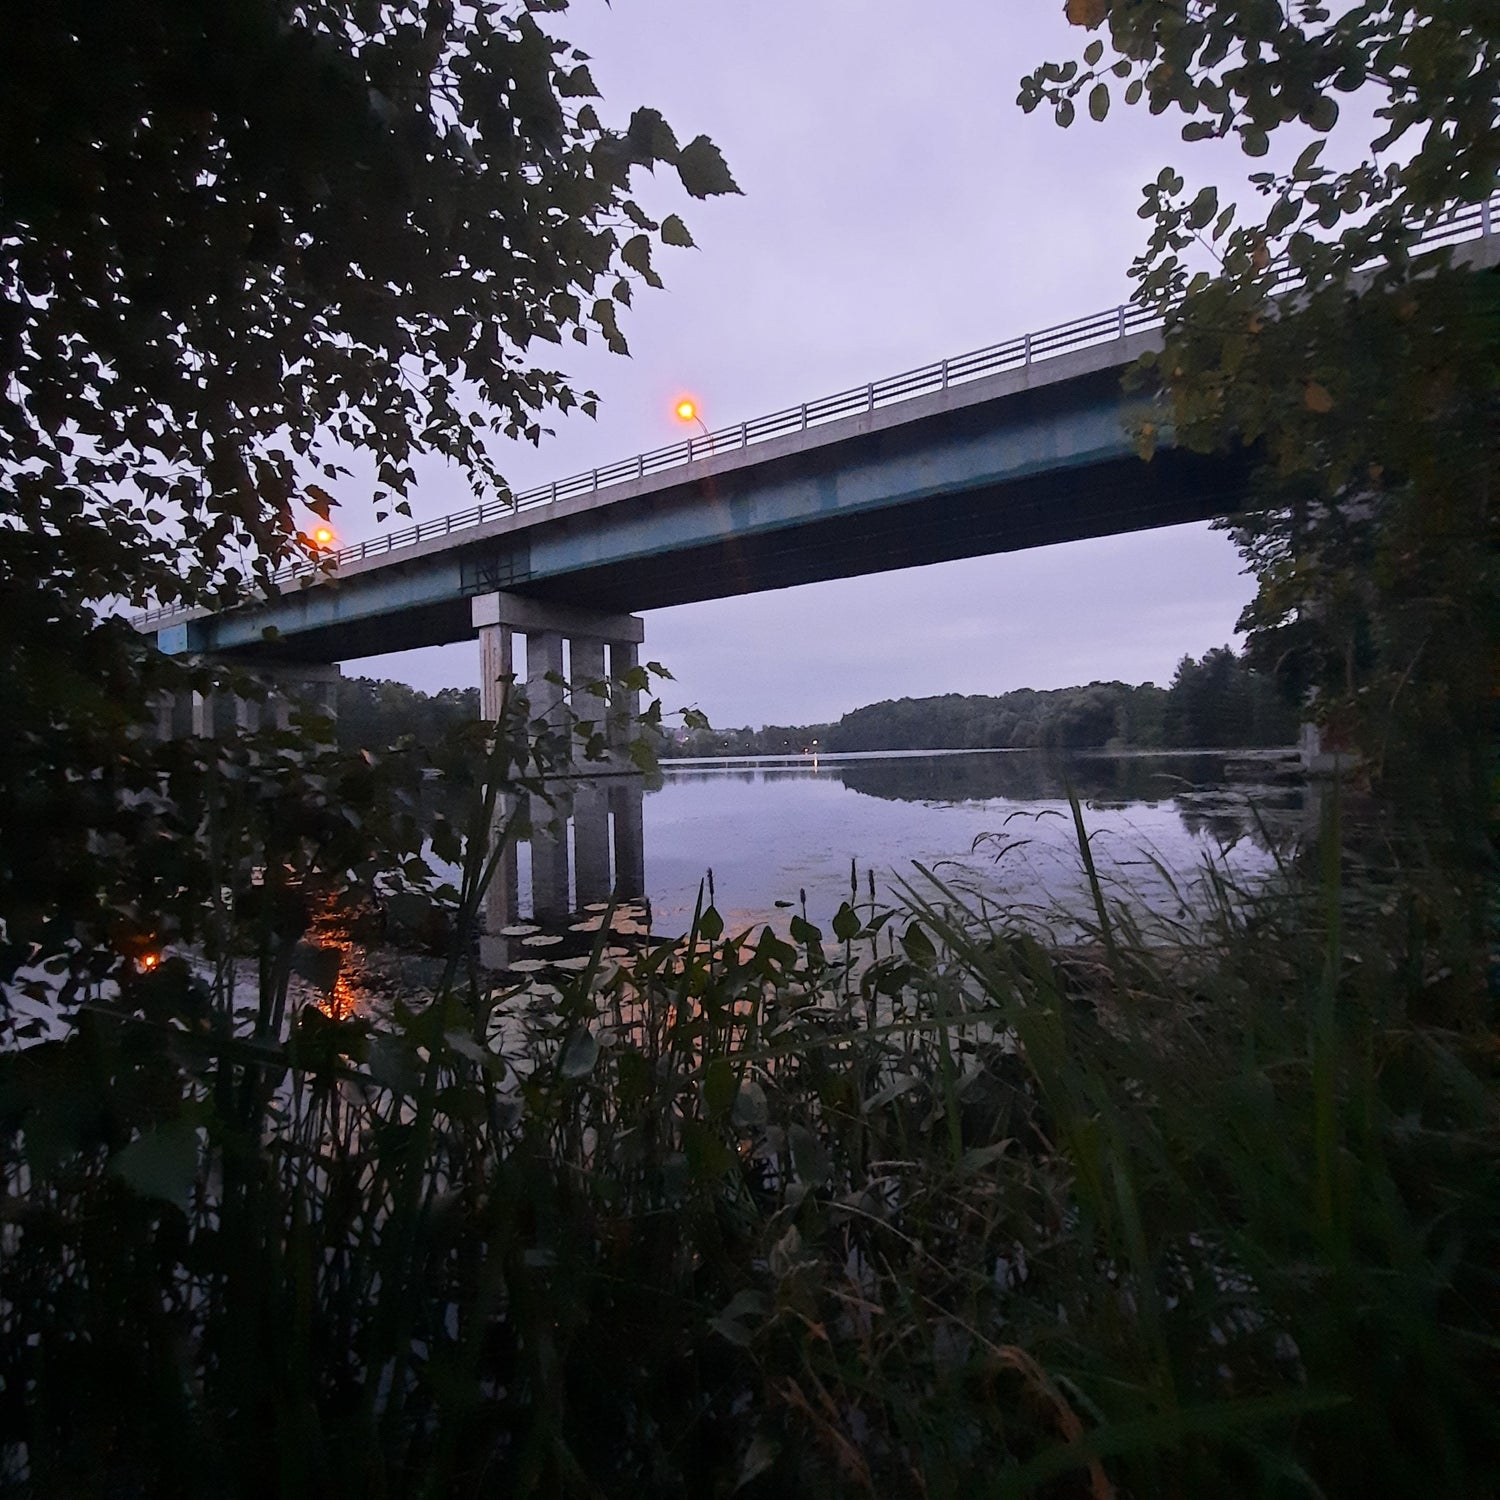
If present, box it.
[674,397,714,457]
[673,398,722,515]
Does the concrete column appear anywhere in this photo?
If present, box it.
[480,789,522,969]
[609,777,646,901]
[608,640,641,755]
[572,780,612,906]
[570,636,607,758]
[530,786,573,922]
[234,694,259,733]
[472,591,643,760]
[479,621,514,723]
[526,630,566,735]
[190,690,215,737]
[266,686,294,733]
[221,663,340,737]
[266,662,341,733]
[151,691,176,743]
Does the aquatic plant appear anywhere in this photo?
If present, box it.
[0,753,1494,1496]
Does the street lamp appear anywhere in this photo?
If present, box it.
[673,396,714,454]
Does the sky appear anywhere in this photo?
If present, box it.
[346,0,1275,728]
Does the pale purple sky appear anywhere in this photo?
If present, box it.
[348,1,1275,727]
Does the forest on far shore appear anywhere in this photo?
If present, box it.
[339,645,1298,757]
[667,645,1296,756]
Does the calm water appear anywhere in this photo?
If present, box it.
[521,748,1305,937]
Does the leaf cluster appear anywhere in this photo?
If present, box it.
[1026,2,1500,983]
[1,0,739,615]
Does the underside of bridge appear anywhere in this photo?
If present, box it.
[516,443,1251,616]
[161,358,1258,665]
[225,440,1249,664]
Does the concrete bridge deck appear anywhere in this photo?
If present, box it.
[140,198,1498,666]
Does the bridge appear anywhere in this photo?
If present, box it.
[135,200,1497,950]
[139,196,1498,683]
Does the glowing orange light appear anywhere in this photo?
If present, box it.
[139,952,160,972]
[675,399,698,423]
[313,525,335,548]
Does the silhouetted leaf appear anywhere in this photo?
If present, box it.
[676,135,740,198]
[111,1121,198,1213]
[659,213,694,247]
[559,1028,600,1079]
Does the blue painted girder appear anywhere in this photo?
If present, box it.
[168,356,1252,664]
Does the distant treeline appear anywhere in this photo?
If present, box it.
[666,646,1298,757]
[336,646,1297,756]
[336,678,480,752]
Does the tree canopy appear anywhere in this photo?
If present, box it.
[655,647,1294,758]
[0,0,734,978]
[1025,1,1499,1000]
[3,0,737,616]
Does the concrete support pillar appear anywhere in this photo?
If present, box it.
[479,621,514,723]
[570,636,607,757]
[608,640,641,755]
[214,663,340,738]
[609,777,646,901]
[190,691,215,737]
[150,677,225,741]
[468,594,649,957]
[472,591,643,768]
[267,663,341,733]
[234,694,259,733]
[526,630,566,735]
[530,787,573,923]
[572,781,613,906]
[152,691,175,743]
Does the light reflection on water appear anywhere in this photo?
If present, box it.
[305,892,362,1020]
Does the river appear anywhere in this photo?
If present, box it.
[510,747,1305,939]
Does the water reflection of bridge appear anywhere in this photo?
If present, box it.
[482,775,645,969]
[490,748,1308,967]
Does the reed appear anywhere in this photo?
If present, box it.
[1,739,1494,1497]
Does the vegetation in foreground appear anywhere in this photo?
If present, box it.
[1,699,1495,1495]
[2,3,1495,1495]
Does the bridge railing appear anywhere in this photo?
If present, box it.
[131,193,1497,630]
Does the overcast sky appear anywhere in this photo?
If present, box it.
[348,0,1275,728]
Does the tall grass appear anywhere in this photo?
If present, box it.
[1,750,1495,1496]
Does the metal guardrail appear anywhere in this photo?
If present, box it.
[132,193,1498,630]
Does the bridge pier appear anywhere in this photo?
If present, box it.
[150,685,219,740]
[472,591,649,966]
[148,653,340,739]
[234,662,341,735]
[471,592,645,754]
